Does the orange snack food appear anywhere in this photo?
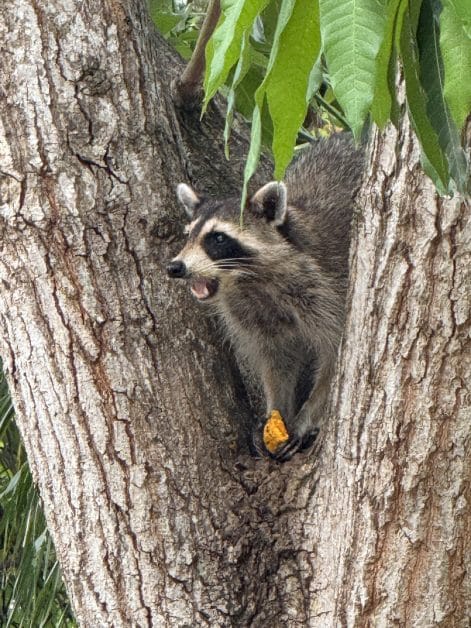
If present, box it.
[263,410,289,453]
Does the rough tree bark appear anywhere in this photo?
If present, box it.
[0,1,469,626]
[312,109,470,625]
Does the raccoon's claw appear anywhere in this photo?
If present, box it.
[271,428,319,462]
[271,435,303,461]
[252,420,319,461]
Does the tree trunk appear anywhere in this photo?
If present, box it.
[310,106,471,626]
[0,1,469,627]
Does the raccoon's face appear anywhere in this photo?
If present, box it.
[166,181,288,302]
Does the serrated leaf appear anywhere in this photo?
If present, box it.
[266,0,321,179]
[440,0,471,132]
[418,0,468,193]
[371,0,402,128]
[320,0,389,139]
[203,0,270,109]
[400,4,450,190]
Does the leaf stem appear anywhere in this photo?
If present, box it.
[314,93,350,129]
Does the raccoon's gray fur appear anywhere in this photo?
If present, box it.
[167,134,364,460]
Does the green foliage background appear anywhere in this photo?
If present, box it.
[0,368,75,627]
[202,0,470,200]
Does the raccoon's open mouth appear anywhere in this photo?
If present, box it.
[190,277,219,300]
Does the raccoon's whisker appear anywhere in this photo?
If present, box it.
[217,257,261,265]
[191,258,259,275]
[215,258,260,269]
[218,268,255,273]
[215,265,257,276]
[215,261,253,268]
[189,261,221,274]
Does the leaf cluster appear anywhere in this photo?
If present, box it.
[201,0,469,198]
[149,0,205,60]
[0,370,75,628]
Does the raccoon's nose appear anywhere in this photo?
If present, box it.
[166,260,186,278]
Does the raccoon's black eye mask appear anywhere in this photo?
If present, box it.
[203,231,254,262]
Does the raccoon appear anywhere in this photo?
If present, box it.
[167,134,364,460]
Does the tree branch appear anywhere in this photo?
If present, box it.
[172,0,221,108]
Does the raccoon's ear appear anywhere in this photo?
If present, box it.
[176,183,201,219]
[249,181,288,225]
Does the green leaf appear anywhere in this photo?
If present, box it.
[266,0,321,179]
[204,0,270,108]
[150,11,184,35]
[440,0,471,132]
[445,0,471,37]
[418,0,468,193]
[306,57,323,104]
[260,0,283,44]
[240,0,321,206]
[224,32,253,157]
[320,0,389,139]
[231,66,274,150]
[420,151,448,195]
[171,39,194,60]
[371,0,402,128]
[234,65,266,118]
[400,4,450,190]
[241,104,263,219]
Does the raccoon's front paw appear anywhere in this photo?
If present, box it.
[260,411,318,462]
[271,428,318,462]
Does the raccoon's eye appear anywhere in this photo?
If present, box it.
[213,232,227,244]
